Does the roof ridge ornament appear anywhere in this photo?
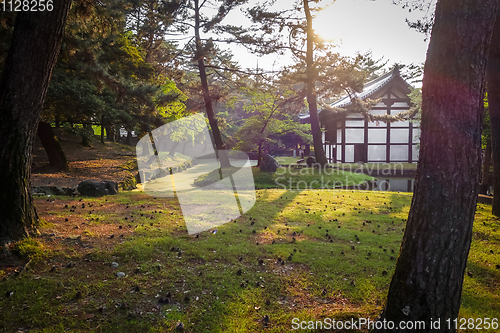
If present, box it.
[393,64,400,75]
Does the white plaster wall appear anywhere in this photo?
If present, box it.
[368,145,386,161]
[390,128,409,143]
[368,129,386,143]
[390,146,408,160]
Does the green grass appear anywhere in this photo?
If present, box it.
[0,190,498,332]
[194,166,375,190]
[273,155,417,174]
[274,156,304,165]
[11,238,46,261]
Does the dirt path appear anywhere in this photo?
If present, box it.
[31,129,136,188]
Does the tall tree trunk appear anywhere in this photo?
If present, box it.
[106,125,116,142]
[257,142,262,167]
[194,0,230,168]
[100,115,105,144]
[376,0,498,331]
[37,121,69,172]
[487,12,500,215]
[303,0,327,167]
[480,138,492,194]
[127,131,132,145]
[0,1,72,242]
[82,123,93,147]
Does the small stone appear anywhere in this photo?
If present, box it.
[116,272,126,278]
[262,314,270,327]
[175,321,185,331]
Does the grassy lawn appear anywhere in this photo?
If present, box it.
[273,156,418,173]
[195,167,376,190]
[0,190,498,332]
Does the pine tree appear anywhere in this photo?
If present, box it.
[247,0,369,166]
[375,0,498,329]
[0,0,72,242]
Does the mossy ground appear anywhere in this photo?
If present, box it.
[195,166,375,190]
[0,190,498,332]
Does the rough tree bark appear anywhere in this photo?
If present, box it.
[0,1,72,242]
[487,12,500,215]
[81,123,93,147]
[37,121,69,172]
[479,138,492,195]
[375,0,498,331]
[193,0,230,168]
[106,125,116,142]
[303,0,327,166]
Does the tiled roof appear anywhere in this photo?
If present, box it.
[298,65,412,120]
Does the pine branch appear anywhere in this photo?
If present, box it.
[203,65,279,76]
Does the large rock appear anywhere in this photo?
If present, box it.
[306,157,316,167]
[77,180,118,197]
[260,154,280,172]
[32,186,76,196]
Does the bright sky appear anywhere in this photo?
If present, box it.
[225,0,431,72]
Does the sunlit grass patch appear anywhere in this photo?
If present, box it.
[0,190,498,331]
